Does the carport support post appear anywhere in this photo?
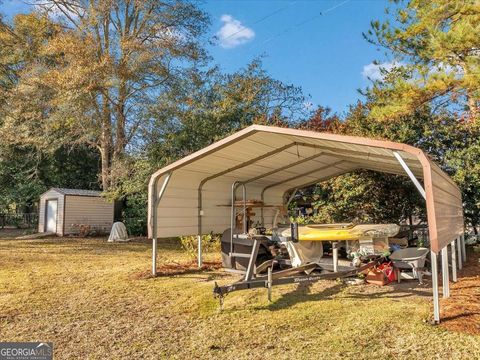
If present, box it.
[152,237,157,276]
[393,151,440,322]
[267,266,273,302]
[431,251,440,323]
[151,172,172,276]
[456,236,462,270]
[451,240,457,282]
[461,233,466,263]
[441,246,450,298]
[197,235,202,268]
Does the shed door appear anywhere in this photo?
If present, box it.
[45,200,58,233]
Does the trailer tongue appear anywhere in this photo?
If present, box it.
[213,255,385,308]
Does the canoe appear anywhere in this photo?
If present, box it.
[279,223,400,241]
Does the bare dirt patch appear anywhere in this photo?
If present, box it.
[440,249,480,335]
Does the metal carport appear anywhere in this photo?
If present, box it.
[148,125,465,323]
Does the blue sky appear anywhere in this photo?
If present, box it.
[1,0,392,115]
[203,0,391,115]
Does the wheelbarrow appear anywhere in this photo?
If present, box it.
[390,247,429,284]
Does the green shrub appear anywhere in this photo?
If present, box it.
[122,193,147,236]
[179,233,220,260]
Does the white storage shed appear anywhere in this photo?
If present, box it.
[38,188,114,236]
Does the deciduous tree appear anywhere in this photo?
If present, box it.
[1,1,210,189]
[365,0,480,123]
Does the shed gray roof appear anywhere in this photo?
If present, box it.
[53,188,103,197]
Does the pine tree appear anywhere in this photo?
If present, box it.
[365,0,480,124]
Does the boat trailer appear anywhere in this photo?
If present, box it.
[213,254,385,308]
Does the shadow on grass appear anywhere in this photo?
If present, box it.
[264,282,347,311]
[441,312,480,322]
[262,280,432,311]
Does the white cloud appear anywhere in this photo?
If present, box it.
[216,14,255,49]
[362,61,402,81]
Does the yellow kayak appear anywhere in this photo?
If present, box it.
[280,223,400,241]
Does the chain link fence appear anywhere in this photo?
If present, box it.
[0,212,39,229]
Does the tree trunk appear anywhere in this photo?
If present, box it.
[99,146,110,190]
[114,101,126,160]
[99,95,112,190]
[113,8,130,164]
[113,78,127,167]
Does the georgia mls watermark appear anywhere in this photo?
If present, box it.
[0,343,53,360]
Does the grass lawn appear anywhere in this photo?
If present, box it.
[0,236,479,359]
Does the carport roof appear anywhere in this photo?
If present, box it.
[149,125,464,253]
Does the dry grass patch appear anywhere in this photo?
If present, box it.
[0,236,479,359]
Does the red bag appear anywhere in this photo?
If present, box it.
[378,262,397,282]
[366,262,396,286]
